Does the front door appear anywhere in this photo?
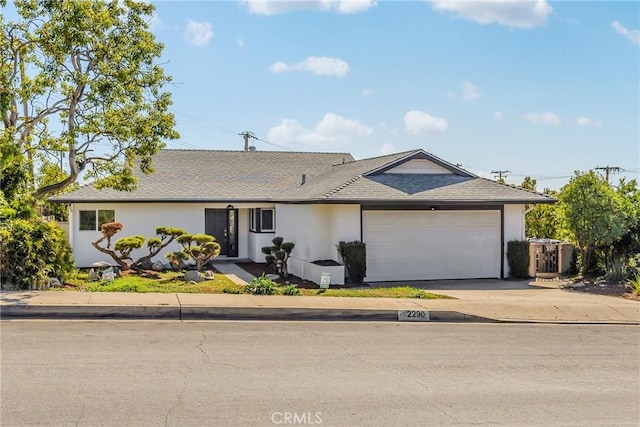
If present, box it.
[204,208,239,257]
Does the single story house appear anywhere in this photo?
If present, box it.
[55,148,554,284]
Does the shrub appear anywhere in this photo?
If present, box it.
[507,241,530,279]
[627,253,640,278]
[262,236,295,278]
[604,255,627,283]
[337,241,366,283]
[222,287,243,294]
[167,233,221,271]
[281,284,301,296]
[627,275,640,296]
[244,274,278,295]
[0,218,75,288]
[92,224,186,271]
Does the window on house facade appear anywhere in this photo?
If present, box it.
[249,208,275,232]
[79,210,115,231]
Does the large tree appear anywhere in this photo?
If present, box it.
[1,0,178,203]
[519,176,563,239]
[559,171,636,276]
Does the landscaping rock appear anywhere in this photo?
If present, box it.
[184,270,203,283]
[571,282,585,289]
[48,277,62,287]
[88,268,101,281]
[265,274,280,280]
[151,261,164,271]
[138,260,153,270]
[203,270,215,279]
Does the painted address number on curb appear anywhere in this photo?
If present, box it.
[397,310,430,321]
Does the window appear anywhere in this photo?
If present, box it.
[250,208,275,232]
[261,209,274,231]
[79,210,115,231]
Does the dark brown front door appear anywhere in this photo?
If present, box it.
[204,208,238,257]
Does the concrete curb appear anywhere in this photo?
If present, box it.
[2,304,638,324]
[1,305,179,320]
[1,304,497,322]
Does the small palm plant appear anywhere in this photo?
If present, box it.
[627,274,640,296]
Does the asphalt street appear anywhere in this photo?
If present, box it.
[1,321,638,426]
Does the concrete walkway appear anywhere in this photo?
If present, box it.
[1,278,638,323]
[209,262,255,285]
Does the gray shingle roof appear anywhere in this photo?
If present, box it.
[56,150,354,202]
[56,148,554,205]
[277,150,554,204]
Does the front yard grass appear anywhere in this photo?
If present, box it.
[62,270,244,294]
[301,286,452,299]
[61,271,450,299]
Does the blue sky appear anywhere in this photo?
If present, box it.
[9,0,640,189]
[149,0,639,190]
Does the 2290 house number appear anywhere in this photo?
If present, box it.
[397,310,430,321]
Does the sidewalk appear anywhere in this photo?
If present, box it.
[1,281,638,323]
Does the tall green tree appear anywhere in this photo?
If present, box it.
[519,176,562,239]
[559,171,636,276]
[1,0,178,204]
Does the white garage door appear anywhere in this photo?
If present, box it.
[363,210,501,282]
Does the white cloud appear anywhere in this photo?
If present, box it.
[270,56,349,77]
[462,81,480,100]
[237,37,245,50]
[268,113,372,146]
[362,88,373,96]
[148,12,163,31]
[576,116,601,128]
[377,143,396,156]
[404,110,448,135]
[525,112,561,126]
[431,0,552,29]
[494,111,504,121]
[241,0,376,15]
[184,20,213,46]
[612,21,640,46]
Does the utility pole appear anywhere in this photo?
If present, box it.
[491,169,511,182]
[239,131,257,152]
[594,165,621,183]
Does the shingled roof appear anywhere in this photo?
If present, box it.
[56,150,354,202]
[56,148,554,205]
[277,149,555,205]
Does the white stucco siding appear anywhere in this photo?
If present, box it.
[276,204,360,262]
[331,205,361,252]
[503,204,526,277]
[248,232,276,262]
[70,202,260,267]
[275,204,359,283]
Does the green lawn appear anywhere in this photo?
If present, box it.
[61,271,451,299]
[300,286,452,299]
[63,270,244,294]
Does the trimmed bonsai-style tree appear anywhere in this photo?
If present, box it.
[92,223,186,271]
[167,233,221,271]
[262,236,295,279]
[133,226,187,269]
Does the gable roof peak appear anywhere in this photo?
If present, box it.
[362,148,476,178]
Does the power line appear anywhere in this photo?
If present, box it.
[490,170,511,181]
[595,165,622,183]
